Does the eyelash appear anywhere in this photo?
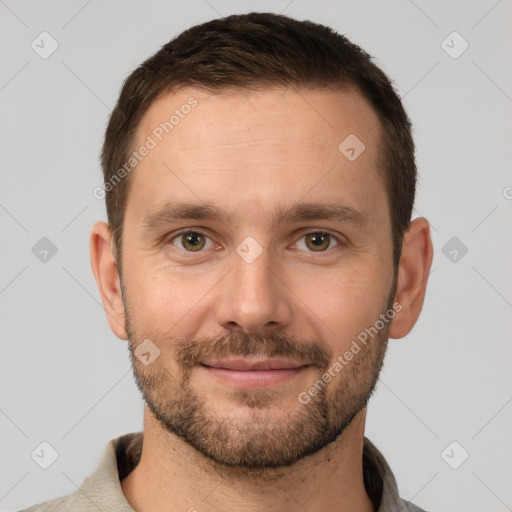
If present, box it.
[165,229,344,255]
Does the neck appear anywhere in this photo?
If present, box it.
[121,407,374,512]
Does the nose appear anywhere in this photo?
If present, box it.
[215,243,293,334]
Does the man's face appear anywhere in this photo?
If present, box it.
[120,86,396,468]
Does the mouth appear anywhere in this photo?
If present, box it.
[199,358,310,388]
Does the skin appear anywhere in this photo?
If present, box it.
[90,86,433,512]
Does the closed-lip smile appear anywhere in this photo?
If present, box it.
[199,358,310,388]
[200,358,307,371]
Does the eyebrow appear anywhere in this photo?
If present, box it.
[140,201,368,233]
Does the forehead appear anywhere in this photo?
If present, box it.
[137,85,380,154]
[126,86,386,225]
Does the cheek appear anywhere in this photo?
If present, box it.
[123,260,218,338]
[297,263,391,349]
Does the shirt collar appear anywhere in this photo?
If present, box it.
[63,431,419,512]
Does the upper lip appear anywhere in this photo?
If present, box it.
[201,358,307,371]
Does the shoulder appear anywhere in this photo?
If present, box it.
[363,437,430,512]
[16,432,142,512]
[17,494,68,512]
[397,499,430,512]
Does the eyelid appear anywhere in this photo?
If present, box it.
[164,227,345,253]
[165,229,216,252]
[297,228,344,239]
[291,229,344,251]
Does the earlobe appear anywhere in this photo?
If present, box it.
[90,221,128,340]
[389,217,433,339]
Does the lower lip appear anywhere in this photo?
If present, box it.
[200,364,309,388]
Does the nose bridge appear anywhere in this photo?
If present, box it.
[215,239,291,332]
[234,243,274,300]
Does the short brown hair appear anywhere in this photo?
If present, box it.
[101,12,416,276]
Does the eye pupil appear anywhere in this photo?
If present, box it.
[306,233,330,251]
[182,232,205,251]
[175,232,336,253]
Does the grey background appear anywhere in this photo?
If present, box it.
[1,1,511,511]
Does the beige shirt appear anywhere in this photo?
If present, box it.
[19,432,427,512]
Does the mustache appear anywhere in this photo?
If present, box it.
[174,331,333,371]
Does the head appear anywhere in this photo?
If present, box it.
[91,12,432,470]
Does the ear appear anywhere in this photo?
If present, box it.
[389,217,433,339]
[90,221,128,340]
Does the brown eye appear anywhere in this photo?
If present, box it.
[299,232,339,252]
[173,231,209,251]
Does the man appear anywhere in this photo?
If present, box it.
[21,12,433,512]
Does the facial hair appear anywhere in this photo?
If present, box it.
[123,287,394,471]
